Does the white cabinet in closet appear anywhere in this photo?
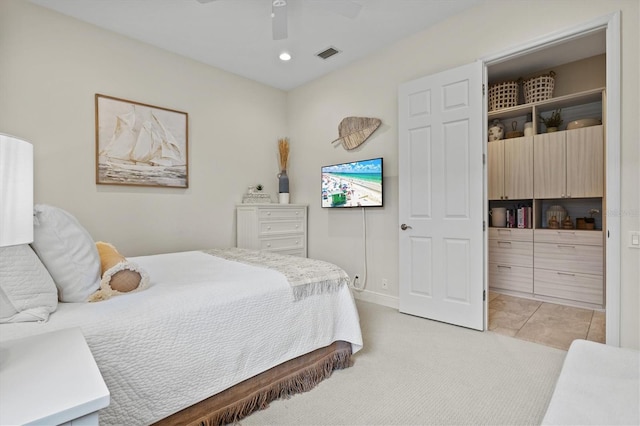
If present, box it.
[488,228,533,293]
[533,229,604,306]
[236,204,307,257]
[488,136,533,200]
[534,125,604,199]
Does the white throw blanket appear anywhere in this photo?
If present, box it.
[0,250,363,425]
[203,248,350,300]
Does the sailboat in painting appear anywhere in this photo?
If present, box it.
[98,105,187,187]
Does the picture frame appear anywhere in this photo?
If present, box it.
[95,94,189,188]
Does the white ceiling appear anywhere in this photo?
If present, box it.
[28,0,483,91]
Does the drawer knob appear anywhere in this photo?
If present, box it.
[296,240,300,245]
[267,226,271,230]
[295,225,299,228]
[267,212,271,215]
[267,243,271,247]
[557,244,576,249]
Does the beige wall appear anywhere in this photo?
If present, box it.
[1,0,637,349]
[0,0,288,256]
[287,0,639,349]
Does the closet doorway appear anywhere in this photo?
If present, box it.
[483,12,621,346]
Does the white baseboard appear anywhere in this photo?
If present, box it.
[351,288,399,310]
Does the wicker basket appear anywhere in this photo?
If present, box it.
[488,81,519,111]
[523,71,556,104]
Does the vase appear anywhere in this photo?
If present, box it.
[278,170,289,193]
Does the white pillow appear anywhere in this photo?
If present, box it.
[31,204,101,302]
[0,244,58,323]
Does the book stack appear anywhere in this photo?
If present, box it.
[504,205,532,228]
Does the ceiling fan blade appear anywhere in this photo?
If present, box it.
[272,2,288,40]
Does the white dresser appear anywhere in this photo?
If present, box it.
[0,328,110,426]
[236,204,307,257]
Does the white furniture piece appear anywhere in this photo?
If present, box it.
[542,339,639,425]
[236,204,307,257]
[0,327,110,425]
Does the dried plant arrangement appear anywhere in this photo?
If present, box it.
[278,137,289,172]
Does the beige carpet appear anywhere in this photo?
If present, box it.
[241,300,567,425]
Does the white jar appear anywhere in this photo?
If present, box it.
[524,122,534,136]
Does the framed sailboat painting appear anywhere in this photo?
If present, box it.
[95,94,189,188]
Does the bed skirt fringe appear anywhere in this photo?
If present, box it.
[154,341,353,426]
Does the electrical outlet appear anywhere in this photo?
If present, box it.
[381,278,388,290]
[630,231,640,249]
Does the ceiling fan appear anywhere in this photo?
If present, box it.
[195,0,362,41]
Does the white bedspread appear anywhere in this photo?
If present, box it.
[0,251,363,425]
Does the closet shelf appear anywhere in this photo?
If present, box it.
[488,87,605,120]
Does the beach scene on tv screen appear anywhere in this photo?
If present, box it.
[322,159,382,207]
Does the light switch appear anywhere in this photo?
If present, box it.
[631,231,640,249]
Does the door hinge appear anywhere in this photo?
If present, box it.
[483,153,486,165]
[483,221,486,231]
[482,84,485,96]
[483,290,486,301]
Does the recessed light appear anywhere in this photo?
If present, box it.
[279,52,292,61]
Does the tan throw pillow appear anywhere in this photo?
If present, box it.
[89,242,150,302]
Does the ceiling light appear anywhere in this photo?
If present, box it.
[279,52,292,61]
[272,0,286,7]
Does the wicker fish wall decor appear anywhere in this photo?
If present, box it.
[331,117,381,150]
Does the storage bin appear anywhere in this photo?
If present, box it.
[523,71,555,103]
[488,81,519,111]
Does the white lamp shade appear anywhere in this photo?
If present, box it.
[0,134,34,246]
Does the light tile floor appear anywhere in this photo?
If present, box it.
[488,292,605,351]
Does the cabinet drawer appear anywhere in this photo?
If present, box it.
[489,228,533,242]
[259,220,304,235]
[534,242,603,275]
[534,229,602,246]
[258,207,305,220]
[534,268,603,305]
[488,263,533,293]
[260,236,304,251]
[488,240,533,267]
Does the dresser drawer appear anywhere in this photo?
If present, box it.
[259,220,304,235]
[534,229,603,246]
[488,240,533,267]
[258,207,305,220]
[260,236,304,251]
[488,263,533,293]
[534,268,603,305]
[534,242,603,275]
[273,248,306,257]
[489,228,533,242]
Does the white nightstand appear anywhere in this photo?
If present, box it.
[0,328,110,425]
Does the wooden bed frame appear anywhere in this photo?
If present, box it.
[154,341,353,426]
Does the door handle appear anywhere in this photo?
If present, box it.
[400,224,412,230]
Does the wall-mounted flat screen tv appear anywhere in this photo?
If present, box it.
[321,157,383,208]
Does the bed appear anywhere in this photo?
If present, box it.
[0,205,363,425]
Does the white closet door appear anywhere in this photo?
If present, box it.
[398,61,484,330]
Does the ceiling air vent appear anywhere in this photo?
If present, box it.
[316,47,341,60]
